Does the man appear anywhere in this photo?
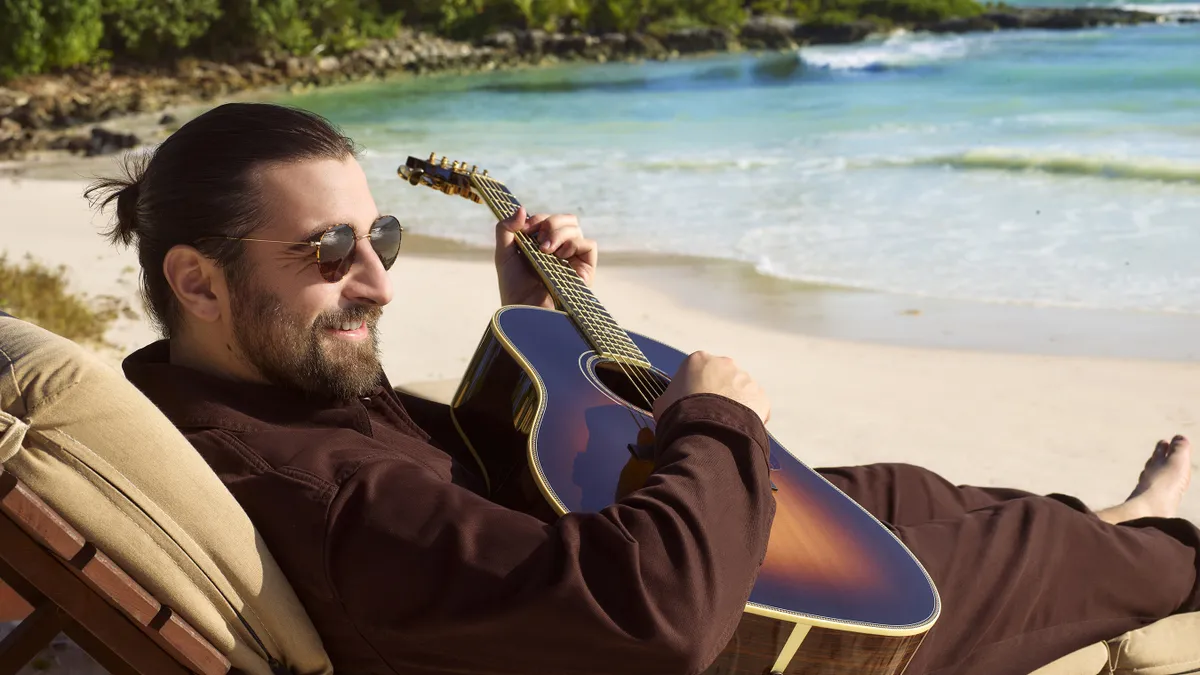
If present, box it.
[93,102,1199,675]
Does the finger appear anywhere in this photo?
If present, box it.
[551,240,579,260]
[575,238,598,272]
[531,214,578,245]
[538,226,578,253]
[495,207,528,264]
[496,206,527,244]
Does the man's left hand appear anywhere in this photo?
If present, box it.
[495,207,597,308]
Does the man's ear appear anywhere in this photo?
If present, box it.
[163,245,223,324]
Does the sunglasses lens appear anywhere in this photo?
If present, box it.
[317,224,356,282]
[369,216,403,270]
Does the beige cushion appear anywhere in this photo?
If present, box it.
[0,316,331,675]
[1109,612,1200,674]
[395,378,459,404]
[1030,642,1110,675]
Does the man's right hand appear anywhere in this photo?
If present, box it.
[652,351,770,425]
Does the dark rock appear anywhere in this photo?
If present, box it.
[741,15,800,49]
[159,113,177,125]
[0,88,30,119]
[928,15,1000,33]
[79,127,139,157]
[515,30,549,55]
[550,33,601,58]
[982,11,1027,29]
[626,33,667,58]
[795,19,877,45]
[1016,7,1156,29]
[481,31,517,50]
[1180,15,1199,23]
[658,27,735,54]
[600,32,627,48]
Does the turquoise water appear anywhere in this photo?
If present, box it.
[287,10,1200,315]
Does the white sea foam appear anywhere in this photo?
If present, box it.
[799,33,974,71]
[1118,2,1200,14]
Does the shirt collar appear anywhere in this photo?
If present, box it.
[122,340,394,432]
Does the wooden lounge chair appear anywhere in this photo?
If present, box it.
[0,465,230,675]
[0,311,1197,675]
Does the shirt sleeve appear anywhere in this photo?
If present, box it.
[323,393,776,675]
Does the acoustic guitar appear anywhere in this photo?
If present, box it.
[396,155,940,674]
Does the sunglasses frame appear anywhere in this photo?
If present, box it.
[195,216,403,282]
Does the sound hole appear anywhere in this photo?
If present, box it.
[593,361,669,412]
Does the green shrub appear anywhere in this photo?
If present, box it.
[0,0,986,82]
[42,0,105,69]
[0,0,104,79]
[0,0,48,79]
[103,0,223,59]
[0,254,132,347]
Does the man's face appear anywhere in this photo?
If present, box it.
[225,156,394,399]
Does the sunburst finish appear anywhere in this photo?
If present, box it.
[398,155,940,673]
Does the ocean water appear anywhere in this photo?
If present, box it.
[285,6,1200,316]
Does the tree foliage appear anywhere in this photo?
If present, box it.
[0,0,982,80]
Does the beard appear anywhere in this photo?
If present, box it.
[229,277,384,400]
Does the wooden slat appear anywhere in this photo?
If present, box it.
[0,556,45,610]
[0,602,67,675]
[0,467,231,674]
[0,471,85,559]
[0,511,191,675]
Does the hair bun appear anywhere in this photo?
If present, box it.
[114,181,141,240]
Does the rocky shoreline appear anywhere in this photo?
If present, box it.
[0,7,1181,162]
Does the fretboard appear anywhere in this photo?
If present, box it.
[471,173,650,367]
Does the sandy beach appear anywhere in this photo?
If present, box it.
[3,175,1197,524]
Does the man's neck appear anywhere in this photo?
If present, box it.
[168,329,268,386]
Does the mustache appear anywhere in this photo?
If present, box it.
[316,305,383,329]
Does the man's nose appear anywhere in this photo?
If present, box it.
[343,238,394,307]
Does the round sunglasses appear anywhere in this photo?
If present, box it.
[198,216,403,283]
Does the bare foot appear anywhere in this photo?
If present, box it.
[1098,436,1192,525]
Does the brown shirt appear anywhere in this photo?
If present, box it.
[124,340,776,675]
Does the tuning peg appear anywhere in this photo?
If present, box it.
[440,156,449,169]
[428,152,437,163]
[470,165,477,175]
[482,169,489,177]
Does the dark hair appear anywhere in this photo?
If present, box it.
[86,102,358,336]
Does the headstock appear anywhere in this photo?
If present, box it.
[396,153,487,205]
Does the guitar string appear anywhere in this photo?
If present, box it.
[480,180,664,416]
[516,236,660,427]
[474,177,659,428]
[541,261,663,417]
[479,178,666,407]
[503,191,667,404]
[532,233,667,400]
[479,174,665,403]
[541,259,666,404]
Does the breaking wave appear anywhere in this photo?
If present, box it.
[903,148,1200,184]
[798,32,974,71]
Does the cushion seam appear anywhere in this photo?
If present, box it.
[28,424,280,660]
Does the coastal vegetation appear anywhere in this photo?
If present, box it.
[0,255,132,345]
[0,0,984,80]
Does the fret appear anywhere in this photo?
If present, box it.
[469,170,649,366]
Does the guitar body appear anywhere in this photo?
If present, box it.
[449,306,940,675]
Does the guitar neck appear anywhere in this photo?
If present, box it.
[469,173,649,366]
